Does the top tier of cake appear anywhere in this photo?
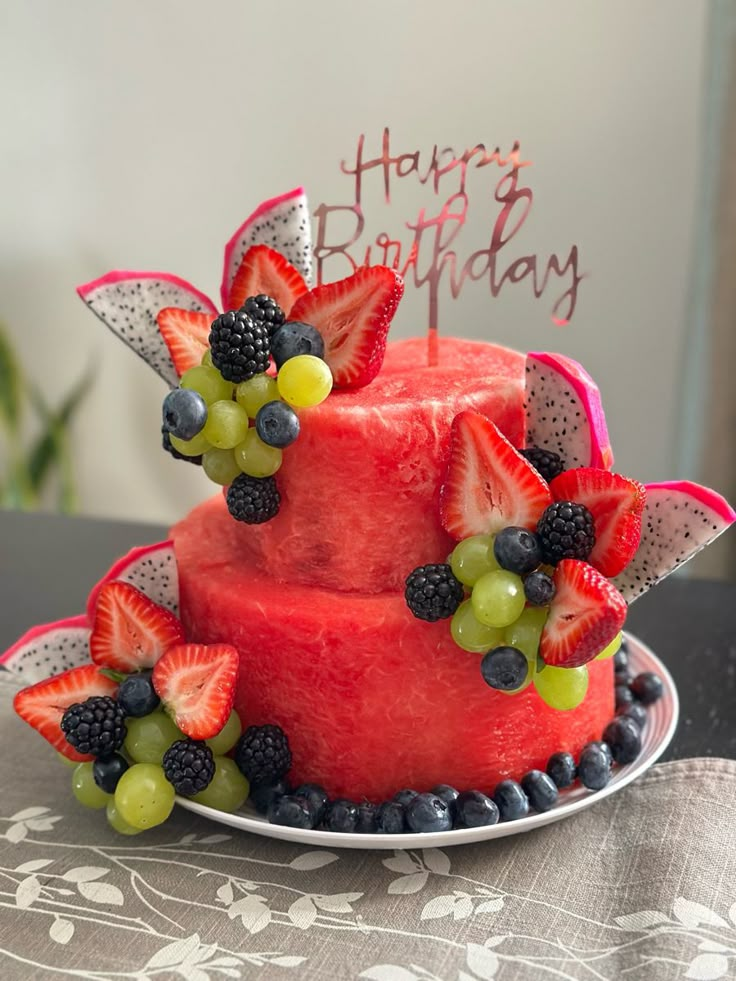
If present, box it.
[211,335,524,594]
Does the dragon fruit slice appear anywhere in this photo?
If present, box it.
[524,352,614,471]
[86,541,179,620]
[221,187,313,309]
[0,615,91,684]
[613,481,736,602]
[77,272,218,388]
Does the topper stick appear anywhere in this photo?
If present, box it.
[428,291,439,366]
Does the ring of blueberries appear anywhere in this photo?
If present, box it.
[233,641,664,834]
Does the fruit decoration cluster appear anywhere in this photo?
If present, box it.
[405,411,646,708]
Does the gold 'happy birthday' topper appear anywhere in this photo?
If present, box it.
[313,129,582,364]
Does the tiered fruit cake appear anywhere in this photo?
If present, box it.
[3,187,734,837]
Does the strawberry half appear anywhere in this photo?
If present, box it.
[151,643,238,740]
[288,266,404,389]
[14,664,119,761]
[158,307,213,377]
[440,411,553,539]
[90,581,185,673]
[550,468,646,577]
[540,559,628,668]
[227,244,308,314]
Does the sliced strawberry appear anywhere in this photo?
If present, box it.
[152,643,238,740]
[90,581,185,673]
[227,244,308,313]
[13,664,119,761]
[440,411,553,539]
[550,468,646,577]
[540,559,628,668]
[157,307,213,377]
[288,266,404,389]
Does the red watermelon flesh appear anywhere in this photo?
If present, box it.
[217,337,525,594]
[173,500,614,802]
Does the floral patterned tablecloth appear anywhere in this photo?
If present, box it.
[1,672,735,981]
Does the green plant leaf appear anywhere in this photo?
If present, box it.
[0,322,23,433]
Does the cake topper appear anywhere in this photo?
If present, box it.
[314,129,582,364]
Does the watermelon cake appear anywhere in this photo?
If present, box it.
[3,187,734,837]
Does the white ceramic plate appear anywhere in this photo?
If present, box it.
[177,633,679,849]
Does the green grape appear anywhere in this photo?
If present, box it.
[202,447,241,486]
[533,663,589,710]
[236,374,280,417]
[181,365,233,405]
[234,429,283,478]
[206,711,243,756]
[124,712,182,764]
[471,570,526,628]
[595,632,623,660]
[106,800,143,836]
[200,349,213,368]
[450,535,499,586]
[203,401,250,449]
[114,763,175,830]
[72,763,111,810]
[504,606,548,660]
[450,600,505,653]
[169,430,211,457]
[57,751,77,768]
[277,355,333,408]
[192,757,249,813]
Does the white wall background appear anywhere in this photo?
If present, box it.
[0,0,709,526]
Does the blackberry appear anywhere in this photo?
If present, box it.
[405,564,464,622]
[209,309,270,383]
[60,696,126,758]
[235,725,292,785]
[520,447,565,482]
[226,473,280,524]
[536,500,596,564]
[162,739,215,797]
[162,428,202,465]
[241,294,286,339]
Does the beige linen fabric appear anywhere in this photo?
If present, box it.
[0,672,735,981]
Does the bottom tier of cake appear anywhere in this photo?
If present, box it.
[174,499,615,801]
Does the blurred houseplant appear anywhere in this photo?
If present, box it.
[0,322,92,512]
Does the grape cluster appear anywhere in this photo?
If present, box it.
[63,677,249,836]
[160,296,333,524]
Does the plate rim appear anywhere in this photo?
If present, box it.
[176,633,679,849]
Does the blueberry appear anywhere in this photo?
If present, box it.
[454,790,499,828]
[356,802,378,833]
[615,666,633,685]
[406,793,452,833]
[619,702,647,729]
[523,570,555,606]
[613,646,629,672]
[323,799,359,833]
[615,684,634,711]
[577,743,612,791]
[431,784,459,817]
[292,783,329,824]
[255,401,300,449]
[117,673,160,718]
[520,770,559,813]
[93,753,129,793]
[249,778,290,815]
[588,740,614,767]
[162,388,207,441]
[492,780,529,821]
[376,801,407,834]
[393,789,419,808]
[480,647,529,691]
[271,321,325,368]
[493,527,542,575]
[546,751,576,789]
[630,672,664,705]
[603,716,642,765]
[267,794,315,829]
